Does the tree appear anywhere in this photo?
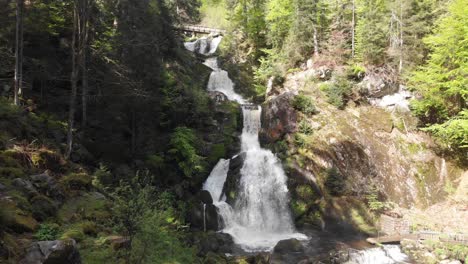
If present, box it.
[265,0,293,49]
[410,0,468,152]
[13,0,24,106]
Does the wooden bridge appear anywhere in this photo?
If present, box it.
[367,231,468,245]
[178,25,226,35]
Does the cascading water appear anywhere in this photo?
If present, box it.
[185,36,410,261]
[345,245,410,264]
[186,35,305,252]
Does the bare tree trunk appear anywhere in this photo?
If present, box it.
[66,1,80,160]
[351,0,355,58]
[313,25,319,57]
[14,0,24,105]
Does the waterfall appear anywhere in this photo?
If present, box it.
[187,36,305,252]
[345,245,410,264]
[220,106,306,252]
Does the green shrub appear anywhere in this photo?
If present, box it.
[62,173,92,190]
[61,228,85,242]
[346,64,366,80]
[34,223,60,241]
[292,94,318,115]
[296,185,316,200]
[422,110,468,152]
[92,164,113,188]
[322,76,353,109]
[294,133,307,148]
[298,120,314,135]
[325,167,346,196]
[168,127,206,178]
[31,195,57,221]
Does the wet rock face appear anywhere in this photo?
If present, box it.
[222,152,246,205]
[260,92,298,145]
[20,239,81,264]
[199,190,213,205]
[197,232,234,255]
[273,239,304,254]
[188,202,219,231]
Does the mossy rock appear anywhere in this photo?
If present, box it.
[61,173,92,191]
[31,195,57,221]
[61,228,85,242]
[9,213,39,233]
[58,193,110,223]
[0,167,25,179]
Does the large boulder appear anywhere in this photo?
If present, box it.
[260,92,298,145]
[222,152,246,205]
[12,178,38,199]
[360,73,399,98]
[199,190,213,205]
[273,239,304,254]
[20,239,81,264]
[197,232,234,255]
[188,203,219,231]
[29,173,64,201]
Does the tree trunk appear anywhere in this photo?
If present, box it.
[81,0,90,127]
[399,0,403,73]
[14,0,24,105]
[66,1,80,160]
[351,0,355,58]
[313,25,319,57]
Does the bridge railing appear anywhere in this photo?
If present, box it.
[178,25,226,35]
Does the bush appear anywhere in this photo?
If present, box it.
[62,173,92,190]
[34,223,60,241]
[294,133,307,148]
[298,120,314,135]
[168,127,206,178]
[292,94,318,115]
[325,167,346,196]
[422,110,468,152]
[92,164,113,188]
[346,64,366,81]
[322,76,353,109]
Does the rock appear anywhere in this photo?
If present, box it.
[223,152,246,205]
[105,236,130,250]
[19,239,81,264]
[0,183,6,191]
[30,195,58,221]
[260,92,298,145]
[273,239,304,254]
[440,260,462,264]
[306,59,314,69]
[198,232,234,255]
[29,173,64,201]
[199,190,213,205]
[188,203,219,231]
[316,66,332,80]
[208,91,229,104]
[12,178,38,198]
[360,73,399,98]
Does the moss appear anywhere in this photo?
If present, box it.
[61,228,85,242]
[296,185,317,201]
[31,195,57,221]
[80,243,115,264]
[80,221,98,237]
[208,144,226,163]
[58,193,110,223]
[61,173,92,190]
[291,201,308,217]
[0,167,25,178]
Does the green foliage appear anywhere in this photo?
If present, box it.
[409,0,467,155]
[61,173,92,190]
[34,223,60,241]
[422,110,468,152]
[265,0,293,48]
[168,127,205,178]
[325,167,346,196]
[292,94,318,115]
[80,221,98,237]
[294,133,307,148]
[298,120,314,135]
[346,64,366,80]
[321,76,353,109]
[355,0,389,65]
[296,185,317,200]
[92,164,112,189]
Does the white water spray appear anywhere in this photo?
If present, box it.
[345,245,410,264]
